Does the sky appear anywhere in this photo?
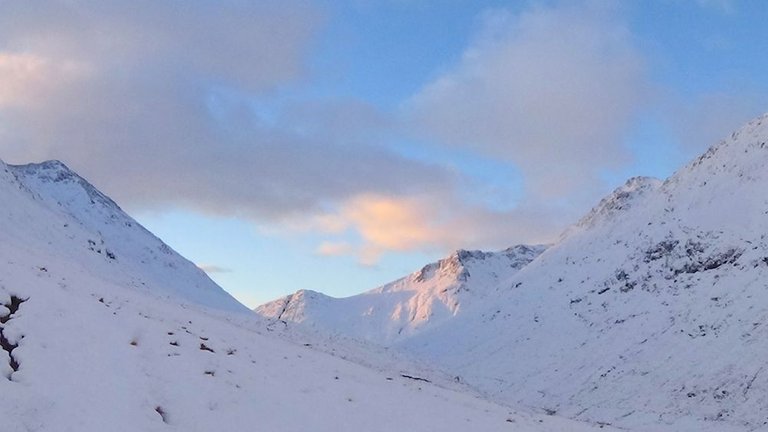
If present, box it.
[1,0,767,307]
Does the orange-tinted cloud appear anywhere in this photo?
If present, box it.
[314,193,563,265]
[0,53,90,108]
[315,242,354,257]
[341,195,442,251]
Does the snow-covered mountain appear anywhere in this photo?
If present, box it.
[0,158,608,431]
[2,160,246,313]
[256,114,768,432]
[257,244,546,343]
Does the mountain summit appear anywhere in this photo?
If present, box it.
[2,159,246,312]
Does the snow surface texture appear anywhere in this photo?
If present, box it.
[0,160,608,431]
[257,114,768,432]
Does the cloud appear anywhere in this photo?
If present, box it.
[0,0,455,223]
[665,92,766,154]
[198,264,233,274]
[0,1,317,92]
[0,1,647,265]
[315,242,354,257]
[0,53,92,108]
[406,3,647,199]
[338,195,443,252]
[313,193,565,265]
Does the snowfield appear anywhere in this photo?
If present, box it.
[0,160,611,431]
[258,114,768,432]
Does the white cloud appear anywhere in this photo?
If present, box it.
[0,53,91,108]
[312,193,565,265]
[0,1,319,92]
[0,1,653,265]
[665,92,766,155]
[406,3,647,199]
[0,1,455,222]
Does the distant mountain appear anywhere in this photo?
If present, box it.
[0,158,605,431]
[257,245,546,343]
[256,114,768,432]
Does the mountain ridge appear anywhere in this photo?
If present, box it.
[257,244,547,343]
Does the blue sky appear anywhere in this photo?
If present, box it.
[1,0,767,307]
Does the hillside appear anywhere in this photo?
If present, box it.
[257,245,546,343]
[3,160,246,312]
[257,114,768,431]
[0,159,607,431]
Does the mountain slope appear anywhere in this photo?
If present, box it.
[3,160,246,312]
[257,114,768,432]
[257,245,546,343]
[0,158,608,432]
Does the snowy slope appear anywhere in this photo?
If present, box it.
[0,159,608,431]
[257,114,768,431]
[4,160,246,312]
[257,245,546,343]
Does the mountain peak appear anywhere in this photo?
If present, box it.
[0,157,247,313]
[257,244,546,343]
[567,176,661,236]
[11,159,78,181]
[26,159,72,171]
[8,159,122,213]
